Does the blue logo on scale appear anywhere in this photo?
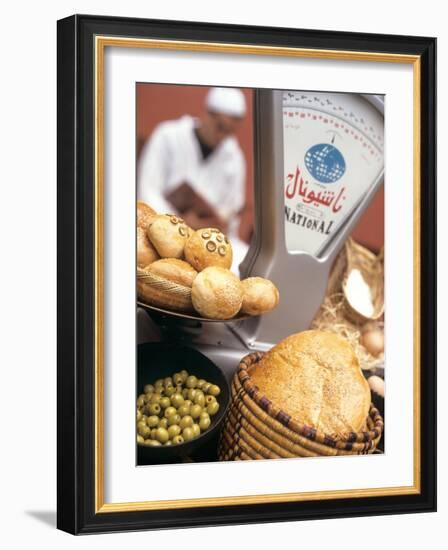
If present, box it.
[304,144,346,184]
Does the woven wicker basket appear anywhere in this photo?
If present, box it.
[218,352,384,461]
[137,266,193,313]
[341,239,384,325]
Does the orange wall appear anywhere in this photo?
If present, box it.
[136,84,383,252]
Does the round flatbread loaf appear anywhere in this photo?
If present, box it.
[184,228,232,271]
[249,330,371,436]
[191,266,243,319]
[137,226,159,267]
[137,201,157,229]
[241,277,279,316]
[147,214,191,259]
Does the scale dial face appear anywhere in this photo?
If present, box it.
[283,92,384,257]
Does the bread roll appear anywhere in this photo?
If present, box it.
[249,330,371,436]
[146,259,197,288]
[137,201,157,229]
[137,259,197,312]
[191,267,243,319]
[184,228,232,271]
[241,277,279,316]
[137,226,159,267]
[147,214,191,259]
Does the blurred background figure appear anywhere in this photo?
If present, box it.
[137,86,251,272]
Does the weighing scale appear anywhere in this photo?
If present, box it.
[137,89,384,382]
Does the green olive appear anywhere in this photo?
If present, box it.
[164,377,173,387]
[208,384,221,397]
[179,370,188,382]
[192,423,201,437]
[155,427,169,443]
[184,399,193,407]
[207,401,220,416]
[146,415,160,428]
[177,404,191,417]
[170,393,184,408]
[164,440,173,446]
[167,413,181,426]
[144,392,154,403]
[148,403,161,416]
[190,404,202,419]
[182,427,195,441]
[165,386,176,397]
[167,425,181,439]
[136,395,146,408]
[142,438,155,447]
[136,409,142,422]
[150,428,158,440]
[137,422,150,438]
[194,391,205,407]
[202,382,211,393]
[182,388,189,399]
[196,379,206,390]
[175,384,183,394]
[154,381,164,392]
[164,406,177,418]
[137,434,144,444]
[199,415,211,431]
[143,384,155,394]
[150,393,162,405]
[173,373,183,385]
[205,395,216,405]
[186,375,198,389]
[172,435,184,445]
[187,388,197,401]
[159,418,168,430]
[179,415,193,429]
[159,396,171,409]
[146,439,162,447]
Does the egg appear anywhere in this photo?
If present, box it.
[368,375,385,398]
[361,328,384,356]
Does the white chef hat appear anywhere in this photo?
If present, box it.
[206,87,246,118]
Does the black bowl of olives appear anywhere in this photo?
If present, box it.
[137,342,230,462]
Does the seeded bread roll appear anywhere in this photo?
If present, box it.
[137,201,157,229]
[137,226,159,267]
[249,330,371,436]
[147,214,191,259]
[241,277,279,316]
[184,228,233,271]
[146,259,198,288]
[191,267,243,319]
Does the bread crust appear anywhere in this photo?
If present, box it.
[191,266,243,319]
[147,259,197,288]
[147,214,191,258]
[241,277,279,316]
[137,226,159,267]
[137,201,157,229]
[184,228,232,271]
[249,330,371,436]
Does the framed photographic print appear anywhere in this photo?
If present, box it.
[57,14,436,534]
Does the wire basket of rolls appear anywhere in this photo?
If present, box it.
[136,201,280,320]
[218,330,384,460]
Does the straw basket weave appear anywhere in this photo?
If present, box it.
[218,352,384,461]
[341,239,384,325]
[137,266,193,313]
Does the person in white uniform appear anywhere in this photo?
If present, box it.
[137,87,249,272]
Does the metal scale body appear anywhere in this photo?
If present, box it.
[138,89,384,381]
